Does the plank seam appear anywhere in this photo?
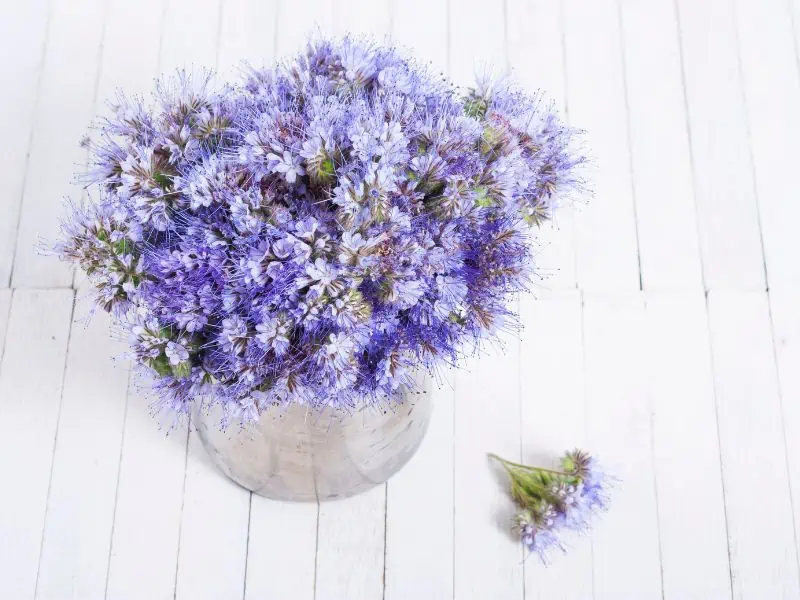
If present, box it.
[642,294,666,600]
[672,0,710,294]
[579,289,597,600]
[615,0,644,292]
[729,0,771,292]
[788,0,800,80]
[0,290,14,377]
[241,493,253,600]
[702,290,736,599]
[32,289,77,599]
[171,425,191,600]
[103,366,134,599]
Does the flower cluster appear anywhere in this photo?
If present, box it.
[491,450,612,562]
[54,36,585,422]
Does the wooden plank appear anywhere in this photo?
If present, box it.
[619,0,704,292]
[675,0,765,291]
[218,0,278,75]
[0,289,74,599]
[644,292,732,599]
[707,291,800,599]
[315,484,387,600]
[11,0,106,289]
[582,292,662,599]
[518,289,592,599]
[95,0,166,103]
[391,0,447,73]
[564,0,640,293]
[770,291,800,560]
[105,389,188,600]
[331,0,389,37]
[0,291,11,358]
[734,0,800,290]
[507,0,577,292]
[159,0,222,73]
[274,0,334,60]
[453,342,523,600]
[35,300,130,600]
[174,432,251,600]
[448,0,506,87]
[385,375,454,600]
[244,497,317,600]
[0,0,51,287]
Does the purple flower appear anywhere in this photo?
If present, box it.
[493,450,612,563]
[267,150,305,184]
[165,341,189,365]
[53,34,586,423]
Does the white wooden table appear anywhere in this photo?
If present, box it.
[1,0,799,598]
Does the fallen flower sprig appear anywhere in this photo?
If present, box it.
[490,450,613,562]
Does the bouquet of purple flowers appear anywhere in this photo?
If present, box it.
[55,36,585,424]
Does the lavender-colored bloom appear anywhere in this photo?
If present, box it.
[493,449,612,563]
[267,150,306,184]
[165,341,190,365]
[53,35,586,422]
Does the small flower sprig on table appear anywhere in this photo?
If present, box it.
[490,449,613,562]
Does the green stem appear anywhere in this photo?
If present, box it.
[487,453,569,477]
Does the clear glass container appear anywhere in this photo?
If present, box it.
[193,375,432,501]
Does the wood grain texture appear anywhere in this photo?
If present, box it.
[564,0,640,293]
[734,0,800,290]
[519,289,592,600]
[675,0,766,291]
[0,290,74,599]
[582,293,662,600]
[0,0,51,287]
[644,292,731,600]
[11,0,106,289]
[619,0,704,292]
[35,302,130,600]
[707,291,800,600]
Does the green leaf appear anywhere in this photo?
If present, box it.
[150,352,172,377]
[152,171,172,188]
[171,361,191,379]
[114,238,132,256]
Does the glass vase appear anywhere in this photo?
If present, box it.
[193,375,432,501]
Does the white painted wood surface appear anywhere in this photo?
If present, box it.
[12,0,106,289]
[706,292,800,600]
[1,0,800,598]
[675,0,766,291]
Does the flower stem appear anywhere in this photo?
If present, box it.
[488,453,569,476]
